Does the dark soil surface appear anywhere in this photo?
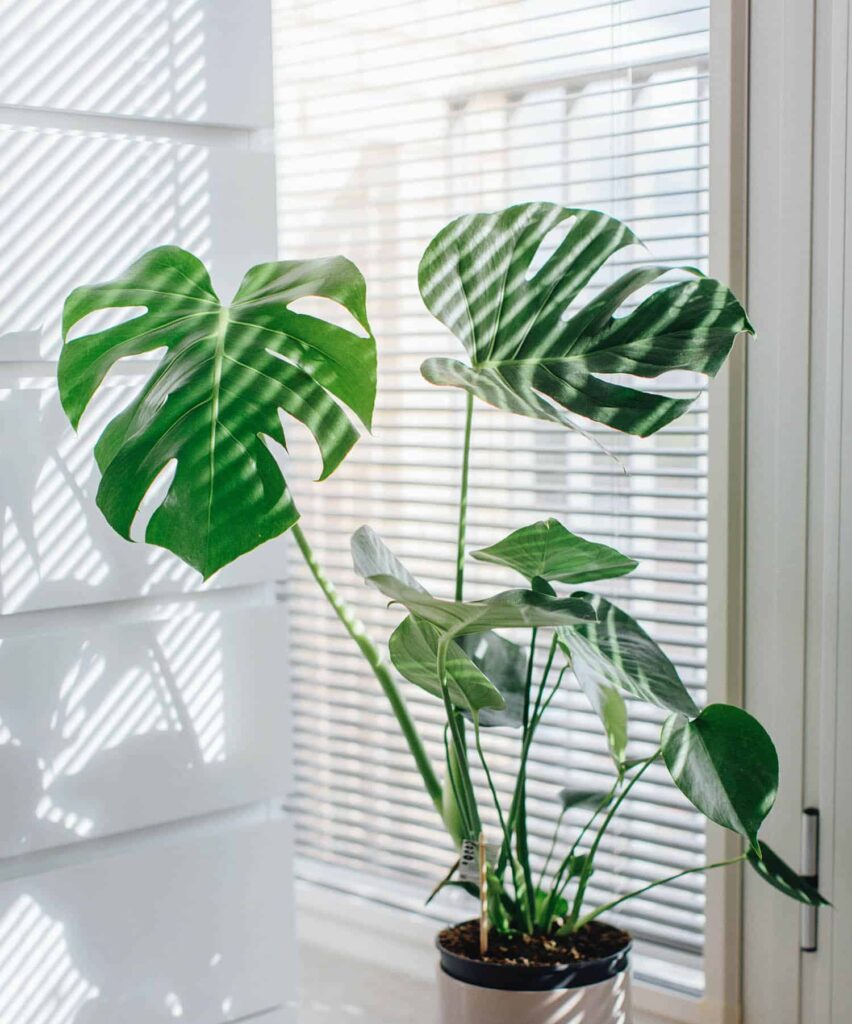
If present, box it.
[438,919,630,968]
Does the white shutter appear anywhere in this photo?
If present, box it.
[273,0,711,991]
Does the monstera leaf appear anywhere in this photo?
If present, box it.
[558,593,698,718]
[419,202,753,437]
[472,518,637,586]
[458,632,527,727]
[662,704,778,852]
[747,842,830,907]
[351,525,596,637]
[58,246,376,578]
[388,615,506,714]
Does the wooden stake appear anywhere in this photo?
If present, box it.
[478,830,489,956]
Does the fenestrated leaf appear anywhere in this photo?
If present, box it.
[419,202,753,437]
[389,615,506,713]
[662,704,779,852]
[559,593,698,717]
[458,632,527,727]
[472,518,637,586]
[559,787,614,812]
[58,246,376,578]
[747,842,830,907]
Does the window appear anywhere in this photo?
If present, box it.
[274,0,710,994]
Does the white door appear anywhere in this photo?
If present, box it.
[743,0,852,1021]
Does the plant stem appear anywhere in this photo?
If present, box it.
[291,521,443,814]
[566,750,659,929]
[541,777,621,929]
[437,637,480,837]
[454,392,474,602]
[513,627,539,923]
[472,716,532,933]
[537,805,568,893]
[575,854,748,930]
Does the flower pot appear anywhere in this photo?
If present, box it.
[436,921,631,1024]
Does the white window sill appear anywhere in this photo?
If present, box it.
[294,880,709,1024]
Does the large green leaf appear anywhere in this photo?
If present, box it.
[472,518,637,585]
[58,246,376,578]
[747,841,830,907]
[389,615,506,713]
[419,202,753,437]
[662,704,779,851]
[559,593,698,717]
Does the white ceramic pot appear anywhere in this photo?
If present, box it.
[436,927,632,1024]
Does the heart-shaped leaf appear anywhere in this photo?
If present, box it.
[559,594,698,717]
[389,615,506,713]
[419,202,753,437]
[58,247,376,578]
[662,704,779,851]
[472,518,637,585]
[747,841,830,907]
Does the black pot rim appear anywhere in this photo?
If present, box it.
[437,920,632,992]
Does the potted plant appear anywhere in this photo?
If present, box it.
[57,203,827,1023]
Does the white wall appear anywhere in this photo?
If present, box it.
[0,3,295,1022]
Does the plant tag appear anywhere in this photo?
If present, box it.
[458,839,479,883]
[459,838,499,883]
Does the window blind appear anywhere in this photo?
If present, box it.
[273,0,711,990]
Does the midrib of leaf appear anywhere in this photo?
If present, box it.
[205,306,230,563]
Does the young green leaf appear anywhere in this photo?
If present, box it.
[662,704,779,852]
[351,524,426,592]
[471,518,637,585]
[365,573,596,636]
[458,632,527,727]
[351,528,596,633]
[559,594,698,717]
[559,788,615,812]
[58,247,376,578]
[388,615,506,713]
[559,631,629,766]
[419,202,753,438]
[747,842,830,907]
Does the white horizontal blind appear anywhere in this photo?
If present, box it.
[273,0,710,988]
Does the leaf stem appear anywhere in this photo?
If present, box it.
[291,521,443,814]
[575,853,748,930]
[454,392,475,602]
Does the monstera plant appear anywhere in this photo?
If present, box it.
[58,203,826,1011]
